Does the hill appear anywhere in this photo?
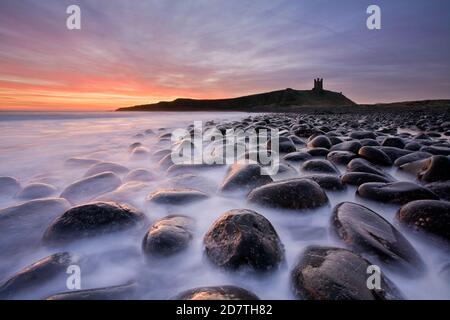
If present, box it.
[116,88,356,112]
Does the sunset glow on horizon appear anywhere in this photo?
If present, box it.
[1,0,449,111]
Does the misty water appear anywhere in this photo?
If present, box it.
[0,112,449,300]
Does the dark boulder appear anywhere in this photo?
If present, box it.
[283,151,312,163]
[396,200,450,243]
[247,179,329,211]
[146,188,209,205]
[327,151,357,166]
[420,146,450,156]
[291,246,402,300]
[425,181,450,201]
[394,152,432,167]
[220,164,273,193]
[350,131,377,140]
[382,137,405,149]
[347,158,393,180]
[357,182,438,205]
[307,135,332,149]
[341,172,392,186]
[306,147,329,157]
[174,285,259,300]
[376,147,411,162]
[0,252,74,299]
[142,215,194,257]
[42,202,146,245]
[302,174,345,191]
[330,141,362,154]
[204,209,284,272]
[358,146,392,166]
[417,155,450,183]
[332,202,424,275]
[301,159,339,175]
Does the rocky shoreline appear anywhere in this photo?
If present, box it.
[0,110,449,300]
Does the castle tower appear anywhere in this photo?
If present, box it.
[313,78,323,92]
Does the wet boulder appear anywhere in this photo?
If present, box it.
[306,147,329,157]
[425,181,450,201]
[326,151,357,166]
[357,182,438,205]
[302,174,345,191]
[358,146,392,166]
[307,135,332,149]
[271,136,296,153]
[341,172,392,186]
[174,285,259,300]
[291,246,402,300]
[0,176,21,198]
[220,164,273,194]
[396,200,450,243]
[142,215,194,257]
[204,209,284,272]
[166,174,217,194]
[247,179,329,211]
[42,202,146,245]
[332,202,424,275]
[417,155,450,183]
[330,141,362,154]
[350,131,377,140]
[394,152,432,167]
[382,137,405,149]
[283,151,312,163]
[420,146,450,156]
[377,147,411,162]
[46,282,136,300]
[16,183,57,200]
[0,252,74,299]
[301,159,339,175]
[146,188,209,205]
[60,172,122,205]
[347,158,393,180]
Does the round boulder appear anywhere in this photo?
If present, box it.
[396,200,450,243]
[220,164,273,193]
[332,202,424,275]
[247,179,329,211]
[146,188,208,205]
[357,182,438,205]
[204,209,284,272]
[142,215,194,257]
[418,155,450,183]
[42,202,146,245]
[291,246,402,300]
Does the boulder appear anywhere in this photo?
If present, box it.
[332,202,424,275]
[330,141,362,154]
[417,155,450,183]
[357,182,438,205]
[326,151,357,166]
[393,152,432,167]
[0,176,21,197]
[146,188,208,205]
[291,246,402,300]
[425,181,450,201]
[142,215,194,257]
[307,135,332,149]
[84,162,129,177]
[0,252,74,299]
[247,179,329,211]
[42,202,146,245]
[341,172,392,186]
[220,164,273,193]
[396,200,450,243]
[301,160,339,175]
[46,282,136,300]
[358,146,392,166]
[302,174,345,191]
[204,209,284,272]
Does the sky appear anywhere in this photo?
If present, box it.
[0,0,449,111]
